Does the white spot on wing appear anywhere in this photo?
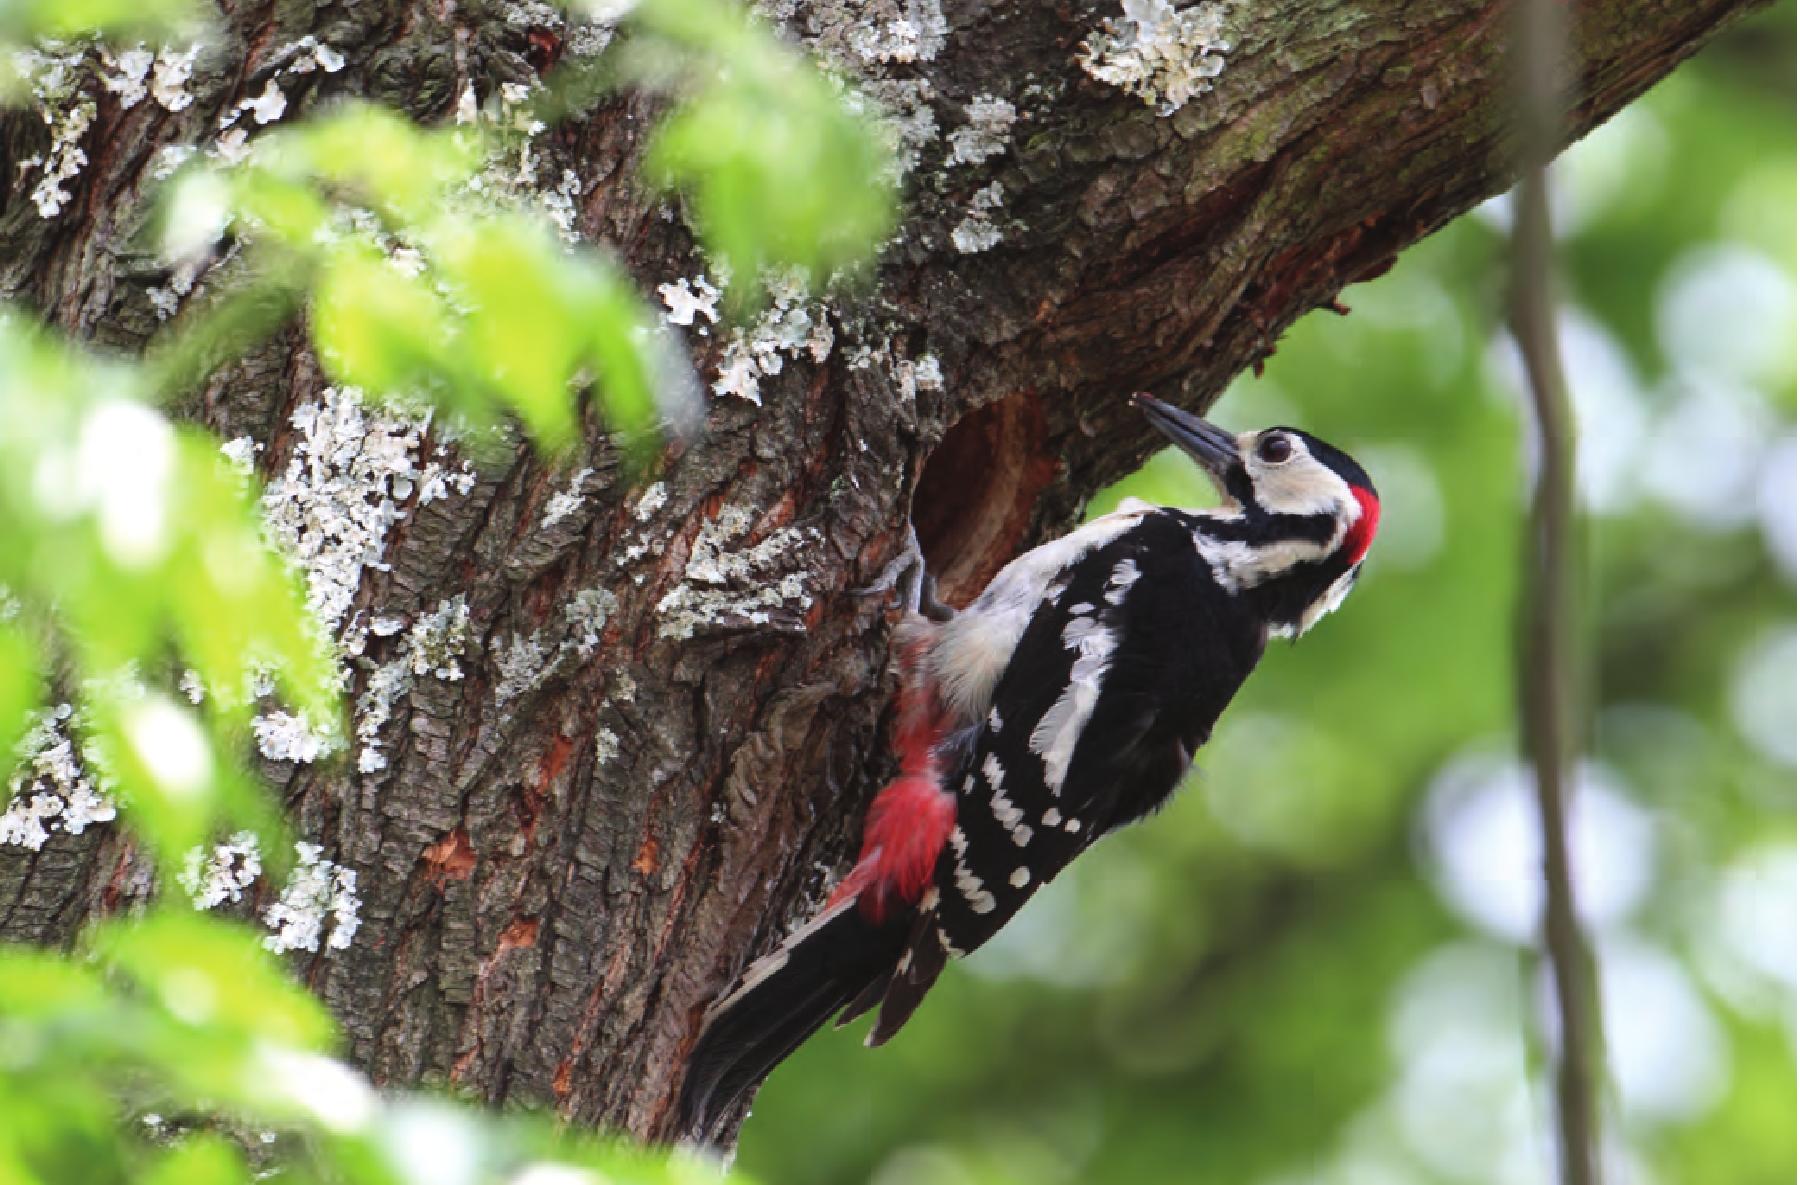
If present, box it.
[1104,557,1140,604]
[984,755,1024,831]
[1009,867,1030,888]
[947,827,994,913]
[1027,605,1117,793]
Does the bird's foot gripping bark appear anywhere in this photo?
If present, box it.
[855,522,955,622]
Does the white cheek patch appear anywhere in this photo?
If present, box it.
[1251,458,1356,520]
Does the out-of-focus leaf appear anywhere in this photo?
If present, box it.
[0,619,41,770]
[314,247,456,399]
[635,0,895,290]
[580,264,663,445]
[261,105,479,227]
[0,946,108,1020]
[0,0,202,42]
[143,1135,252,1185]
[435,217,584,448]
[91,910,336,1052]
[0,317,336,867]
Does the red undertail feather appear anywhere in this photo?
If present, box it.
[827,626,955,925]
[1344,486,1381,566]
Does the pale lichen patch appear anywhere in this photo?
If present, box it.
[848,78,939,184]
[354,596,471,774]
[493,631,552,705]
[541,466,594,530]
[100,46,155,108]
[179,830,263,909]
[564,588,619,658]
[951,181,1005,254]
[658,276,721,331]
[250,389,475,767]
[655,505,820,640]
[711,270,835,405]
[1079,0,1231,116]
[846,0,949,64]
[12,47,95,219]
[264,842,361,953]
[253,711,340,763]
[0,704,117,850]
[150,44,202,112]
[947,94,1017,165]
[261,388,438,638]
[633,482,669,522]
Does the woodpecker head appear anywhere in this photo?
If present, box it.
[1132,393,1380,636]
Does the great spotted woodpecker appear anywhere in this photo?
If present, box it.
[677,394,1380,1141]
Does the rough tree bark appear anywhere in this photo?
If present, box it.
[0,0,1761,1149]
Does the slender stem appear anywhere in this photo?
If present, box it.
[1508,2,1602,1184]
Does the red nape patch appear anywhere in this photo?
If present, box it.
[1343,486,1381,566]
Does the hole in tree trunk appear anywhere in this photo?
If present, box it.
[911,391,1060,608]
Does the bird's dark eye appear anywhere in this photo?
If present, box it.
[1257,433,1294,464]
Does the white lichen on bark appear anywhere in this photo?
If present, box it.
[263,842,362,953]
[12,47,95,219]
[541,466,595,529]
[951,181,1006,254]
[1078,0,1231,115]
[355,596,472,774]
[565,588,619,658]
[493,631,553,705]
[0,704,116,850]
[711,270,836,405]
[178,830,263,908]
[655,505,820,639]
[250,389,473,766]
[658,276,722,332]
[947,95,1017,165]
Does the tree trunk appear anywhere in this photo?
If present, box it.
[0,0,1761,1147]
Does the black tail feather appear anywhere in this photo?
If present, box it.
[867,908,949,1047]
[676,902,906,1145]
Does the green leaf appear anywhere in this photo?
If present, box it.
[142,1135,253,1185]
[0,618,41,774]
[0,0,203,41]
[313,246,455,398]
[635,0,896,289]
[90,910,336,1053]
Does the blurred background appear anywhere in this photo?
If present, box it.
[739,6,1797,1184]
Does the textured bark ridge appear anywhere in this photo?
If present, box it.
[0,0,1760,1146]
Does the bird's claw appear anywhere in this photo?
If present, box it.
[855,523,954,622]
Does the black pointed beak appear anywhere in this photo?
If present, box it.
[1131,393,1237,477]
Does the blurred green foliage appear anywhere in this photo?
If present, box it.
[0,0,892,1181]
[741,8,1796,1185]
